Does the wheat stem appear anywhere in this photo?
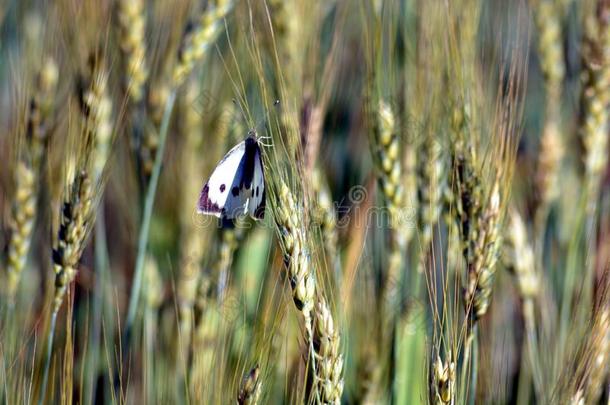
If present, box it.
[123,89,176,352]
[38,311,57,405]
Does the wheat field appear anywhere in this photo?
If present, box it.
[0,0,609,404]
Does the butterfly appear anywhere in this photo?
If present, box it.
[197,131,266,220]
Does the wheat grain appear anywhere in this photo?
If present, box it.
[585,307,610,403]
[176,82,208,351]
[275,181,316,338]
[580,0,610,215]
[52,172,94,313]
[143,255,163,310]
[430,352,455,405]
[464,179,501,320]
[370,100,407,318]
[504,208,539,301]
[80,66,113,182]
[6,58,58,301]
[312,298,344,404]
[139,81,170,180]
[118,0,148,103]
[172,0,235,87]
[311,169,338,272]
[417,130,444,250]
[274,180,345,403]
[237,365,262,405]
[532,0,565,214]
[6,163,37,301]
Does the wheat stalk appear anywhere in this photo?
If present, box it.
[417,129,444,250]
[6,59,58,301]
[463,178,501,321]
[190,230,241,392]
[532,0,565,218]
[176,82,208,355]
[52,172,95,313]
[585,307,610,403]
[275,181,316,339]
[138,81,170,181]
[312,298,344,404]
[7,162,37,301]
[124,0,235,342]
[274,179,345,403]
[80,66,113,182]
[580,0,610,216]
[504,208,539,303]
[52,57,114,314]
[172,0,235,87]
[189,272,219,394]
[118,0,148,104]
[311,169,338,273]
[40,56,114,402]
[370,100,407,319]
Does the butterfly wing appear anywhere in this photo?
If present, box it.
[197,140,248,218]
[247,144,265,219]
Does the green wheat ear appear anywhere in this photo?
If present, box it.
[6,58,58,302]
[532,0,565,221]
[172,0,236,87]
[118,0,148,104]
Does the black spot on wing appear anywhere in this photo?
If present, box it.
[197,183,222,214]
[231,186,239,196]
[220,184,226,192]
[253,187,266,219]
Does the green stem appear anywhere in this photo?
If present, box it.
[123,90,177,353]
[459,327,476,404]
[85,208,110,404]
[38,310,58,405]
[468,334,478,405]
[557,195,587,374]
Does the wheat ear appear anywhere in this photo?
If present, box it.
[417,129,444,250]
[172,0,235,87]
[52,172,94,313]
[585,307,610,403]
[274,180,345,403]
[430,351,456,405]
[237,365,262,405]
[6,59,58,301]
[118,0,148,103]
[532,0,565,216]
[312,298,344,404]
[275,181,316,339]
[504,208,539,304]
[371,100,407,317]
[176,82,208,352]
[463,178,501,321]
[580,0,610,215]
[311,169,338,272]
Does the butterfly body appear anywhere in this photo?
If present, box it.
[197,134,265,220]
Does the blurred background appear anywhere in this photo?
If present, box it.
[0,0,609,404]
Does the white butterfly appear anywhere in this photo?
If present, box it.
[197,132,265,220]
